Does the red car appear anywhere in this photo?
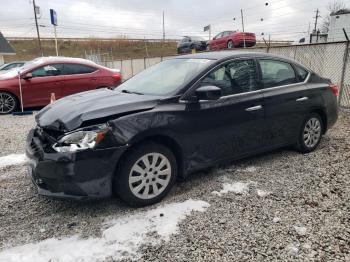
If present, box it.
[0,57,122,114]
[207,31,256,50]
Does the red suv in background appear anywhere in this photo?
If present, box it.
[207,31,256,50]
[0,57,122,114]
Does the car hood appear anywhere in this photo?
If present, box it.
[36,89,161,132]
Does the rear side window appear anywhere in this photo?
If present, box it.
[294,65,309,81]
[63,64,97,75]
[259,60,297,88]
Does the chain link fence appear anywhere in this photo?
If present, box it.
[93,42,350,109]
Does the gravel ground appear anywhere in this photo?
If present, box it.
[0,111,349,261]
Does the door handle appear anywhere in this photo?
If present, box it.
[245,105,263,112]
[296,97,309,102]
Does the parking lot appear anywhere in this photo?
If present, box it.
[0,110,349,261]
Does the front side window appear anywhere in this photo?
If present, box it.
[259,60,297,88]
[215,33,223,39]
[200,59,258,96]
[117,58,214,96]
[31,64,63,77]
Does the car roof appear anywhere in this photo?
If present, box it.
[31,56,97,65]
[173,50,303,65]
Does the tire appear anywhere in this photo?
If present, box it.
[0,92,18,114]
[296,113,324,153]
[114,142,178,207]
[227,40,234,49]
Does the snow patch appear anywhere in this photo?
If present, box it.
[244,166,257,172]
[273,217,281,223]
[0,199,209,262]
[293,225,307,236]
[256,189,271,197]
[286,243,299,254]
[0,154,27,169]
[213,182,250,196]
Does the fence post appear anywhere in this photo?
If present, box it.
[131,58,134,77]
[339,41,349,106]
[293,45,297,60]
[144,57,146,70]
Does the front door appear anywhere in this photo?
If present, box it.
[181,58,265,168]
[21,64,63,107]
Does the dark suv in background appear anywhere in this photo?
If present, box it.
[177,36,207,54]
[26,51,338,207]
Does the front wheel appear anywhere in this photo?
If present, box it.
[296,113,323,153]
[227,40,234,49]
[114,142,177,206]
[0,92,17,114]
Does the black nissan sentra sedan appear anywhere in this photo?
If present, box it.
[26,51,338,206]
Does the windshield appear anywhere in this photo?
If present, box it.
[117,58,214,96]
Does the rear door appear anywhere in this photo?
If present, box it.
[219,31,230,49]
[258,59,312,146]
[61,63,99,97]
[21,64,63,106]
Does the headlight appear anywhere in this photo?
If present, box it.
[53,124,109,153]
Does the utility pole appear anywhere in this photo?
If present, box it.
[241,9,246,48]
[32,0,43,56]
[313,9,320,32]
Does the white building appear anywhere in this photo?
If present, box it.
[328,9,350,42]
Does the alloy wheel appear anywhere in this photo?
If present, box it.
[0,93,16,114]
[128,153,172,200]
[227,41,234,49]
[303,117,321,148]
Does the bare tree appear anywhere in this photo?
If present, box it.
[322,1,347,33]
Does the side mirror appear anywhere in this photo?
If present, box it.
[22,73,32,80]
[195,86,222,101]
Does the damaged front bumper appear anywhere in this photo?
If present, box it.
[25,128,129,200]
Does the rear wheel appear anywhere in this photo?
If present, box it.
[227,40,234,49]
[296,113,323,153]
[0,92,17,114]
[114,142,177,206]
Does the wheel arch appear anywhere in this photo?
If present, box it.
[310,108,327,134]
[0,90,20,110]
[115,134,185,180]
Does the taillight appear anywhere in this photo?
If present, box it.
[112,73,122,82]
[329,83,339,97]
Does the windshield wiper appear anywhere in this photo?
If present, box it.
[121,89,144,95]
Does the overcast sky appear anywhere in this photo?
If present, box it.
[0,0,347,41]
